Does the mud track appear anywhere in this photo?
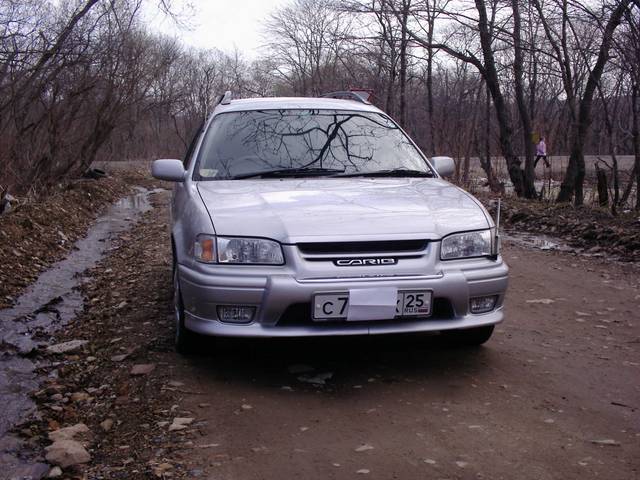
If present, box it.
[13,190,640,480]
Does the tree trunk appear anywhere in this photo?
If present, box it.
[596,164,608,207]
[596,80,622,213]
[633,83,640,209]
[386,61,396,116]
[425,3,436,155]
[479,83,502,193]
[398,0,410,128]
[475,0,525,197]
[620,163,637,206]
[558,130,587,205]
[511,0,537,199]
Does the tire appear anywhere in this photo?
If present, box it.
[173,262,200,354]
[446,325,495,346]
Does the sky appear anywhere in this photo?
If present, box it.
[146,0,288,57]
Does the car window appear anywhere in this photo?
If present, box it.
[193,109,429,180]
[183,123,204,169]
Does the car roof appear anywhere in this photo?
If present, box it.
[212,97,385,116]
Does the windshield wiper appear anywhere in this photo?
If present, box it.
[336,169,435,178]
[231,167,346,179]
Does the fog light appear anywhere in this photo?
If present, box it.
[216,306,255,324]
[470,295,498,314]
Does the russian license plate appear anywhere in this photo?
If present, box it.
[313,290,432,320]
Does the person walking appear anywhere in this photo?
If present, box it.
[534,137,550,168]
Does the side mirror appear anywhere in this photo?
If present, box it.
[430,156,455,178]
[152,159,186,182]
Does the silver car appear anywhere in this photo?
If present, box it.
[152,93,508,353]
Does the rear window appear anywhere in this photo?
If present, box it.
[194,109,429,180]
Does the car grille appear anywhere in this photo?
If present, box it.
[297,239,428,255]
[277,298,454,327]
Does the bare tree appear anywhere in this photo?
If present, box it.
[511,0,537,198]
[617,5,640,209]
[264,0,351,95]
[398,0,530,197]
[2,0,639,208]
[0,0,232,192]
[532,0,634,205]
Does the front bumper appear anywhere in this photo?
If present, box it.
[178,258,508,338]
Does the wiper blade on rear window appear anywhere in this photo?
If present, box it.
[231,167,346,179]
[336,169,435,178]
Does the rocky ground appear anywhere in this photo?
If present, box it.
[19,192,186,479]
[477,194,640,263]
[2,175,639,479]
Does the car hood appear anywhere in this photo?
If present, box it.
[196,178,491,243]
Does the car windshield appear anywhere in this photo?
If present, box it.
[194,109,432,180]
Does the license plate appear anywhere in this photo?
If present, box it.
[313,290,432,320]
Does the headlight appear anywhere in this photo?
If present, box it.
[441,230,492,260]
[194,235,285,264]
[218,236,284,264]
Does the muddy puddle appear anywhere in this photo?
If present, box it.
[502,231,574,253]
[0,187,160,478]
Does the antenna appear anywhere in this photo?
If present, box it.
[492,198,501,259]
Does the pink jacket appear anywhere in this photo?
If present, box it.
[536,140,546,156]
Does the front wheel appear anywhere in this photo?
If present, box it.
[445,325,495,346]
[173,263,200,354]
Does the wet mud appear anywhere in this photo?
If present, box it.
[502,231,574,252]
[0,188,159,478]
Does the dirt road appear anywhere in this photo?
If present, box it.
[21,191,640,480]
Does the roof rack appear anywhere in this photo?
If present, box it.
[320,90,372,104]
